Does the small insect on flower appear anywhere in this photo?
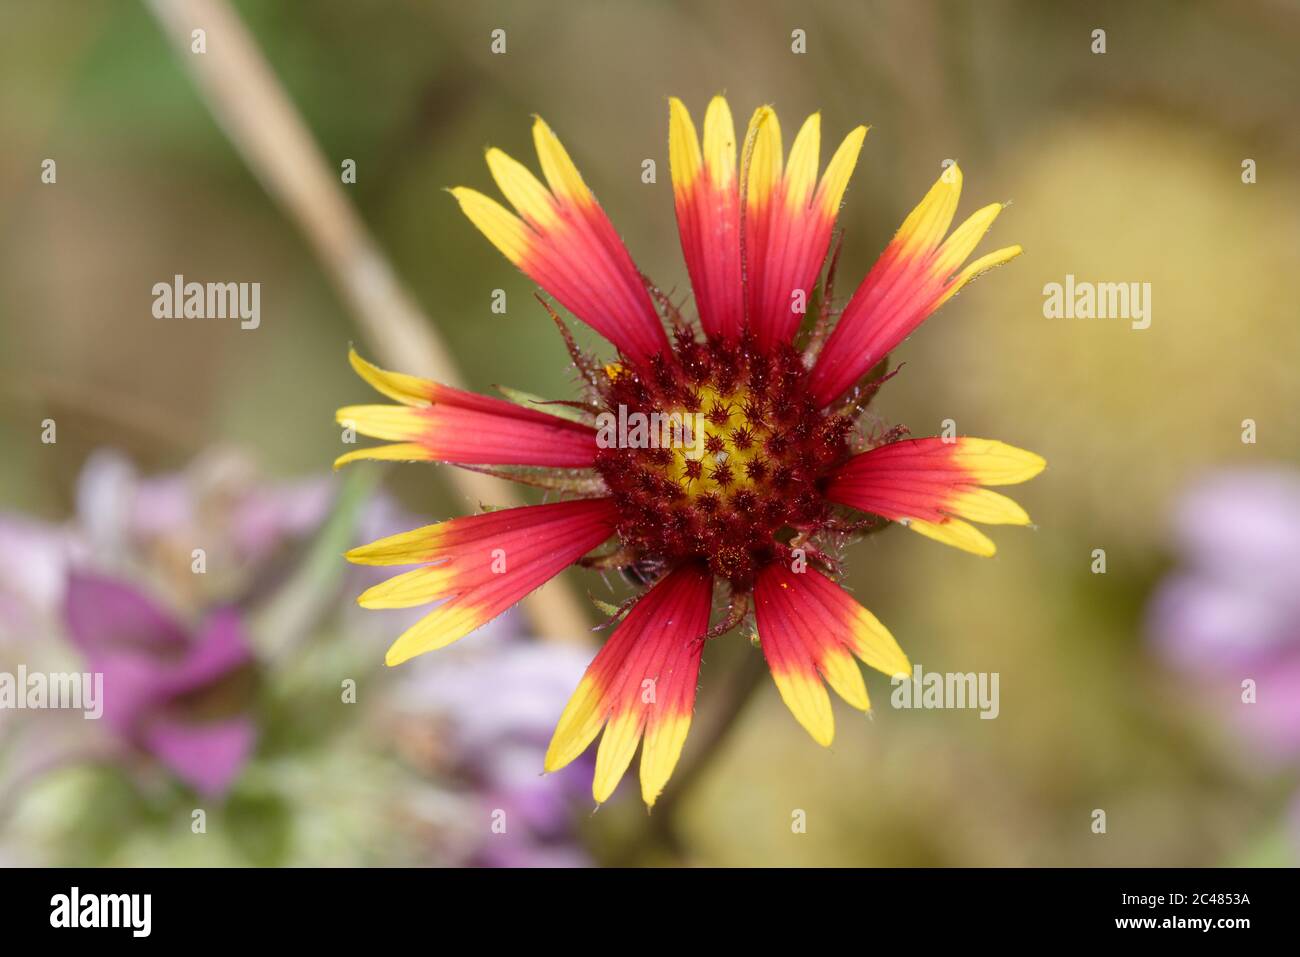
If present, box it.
[335,96,1045,807]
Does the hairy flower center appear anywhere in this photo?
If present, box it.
[649,385,774,499]
[594,335,853,589]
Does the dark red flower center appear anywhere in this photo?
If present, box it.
[593,332,854,590]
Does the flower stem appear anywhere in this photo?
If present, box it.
[144,0,592,644]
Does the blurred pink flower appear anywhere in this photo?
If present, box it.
[391,625,595,867]
[0,448,334,641]
[0,447,329,798]
[1148,468,1300,759]
[63,571,257,797]
[74,447,334,598]
[0,516,86,643]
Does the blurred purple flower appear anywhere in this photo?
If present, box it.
[391,624,595,867]
[0,449,335,641]
[1148,468,1300,760]
[3,446,595,864]
[63,571,257,797]
[74,447,334,596]
[0,516,86,643]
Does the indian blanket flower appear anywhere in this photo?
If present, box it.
[336,96,1045,807]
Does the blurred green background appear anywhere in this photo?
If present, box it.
[2,0,1298,866]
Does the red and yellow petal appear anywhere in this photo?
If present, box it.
[741,106,867,351]
[824,437,1046,557]
[345,499,618,665]
[545,563,712,806]
[346,349,589,426]
[335,350,597,468]
[334,403,597,468]
[669,96,744,341]
[809,165,1021,406]
[753,564,910,746]
[452,118,669,363]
